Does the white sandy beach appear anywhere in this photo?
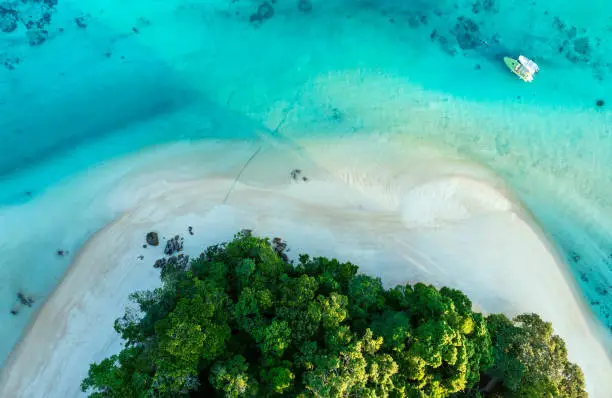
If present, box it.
[0,137,611,397]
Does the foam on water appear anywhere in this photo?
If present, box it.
[0,0,611,369]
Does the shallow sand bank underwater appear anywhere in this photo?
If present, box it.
[0,137,610,397]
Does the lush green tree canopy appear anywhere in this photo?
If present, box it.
[484,313,587,397]
[81,231,586,397]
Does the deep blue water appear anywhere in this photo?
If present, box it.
[0,0,611,366]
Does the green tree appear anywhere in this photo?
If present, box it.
[372,283,492,397]
[485,313,587,397]
[210,355,258,397]
[80,347,152,397]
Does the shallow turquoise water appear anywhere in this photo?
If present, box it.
[0,0,611,366]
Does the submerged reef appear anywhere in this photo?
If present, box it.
[0,0,59,46]
[357,0,611,80]
[471,0,499,15]
[0,5,19,33]
[249,1,274,24]
[553,17,593,64]
[452,16,482,50]
[569,248,612,330]
[548,15,607,80]
[297,0,312,13]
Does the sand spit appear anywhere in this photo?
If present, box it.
[1,138,611,397]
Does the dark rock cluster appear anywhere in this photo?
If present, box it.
[552,16,599,65]
[0,0,59,46]
[551,16,608,80]
[426,12,486,56]
[146,232,159,246]
[329,107,343,122]
[0,5,19,33]
[1,54,20,70]
[290,169,309,182]
[10,291,35,315]
[567,248,612,331]
[154,253,190,271]
[410,14,428,28]
[154,254,190,279]
[429,29,457,56]
[74,16,87,28]
[595,285,609,296]
[164,235,184,256]
[572,37,590,56]
[564,36,592,64]
[250,2,274,24]
[452,16,482,50]
[297,0,312,13]
[17,291,34,307]
[471,0,499,15]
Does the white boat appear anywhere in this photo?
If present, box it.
[518,55,539,74]
[503,55,539,82]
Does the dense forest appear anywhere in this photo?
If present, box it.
[81,230,586,397]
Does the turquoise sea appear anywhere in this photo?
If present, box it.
[0,0,611,370]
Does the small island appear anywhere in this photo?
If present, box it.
[81,231,586,397]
